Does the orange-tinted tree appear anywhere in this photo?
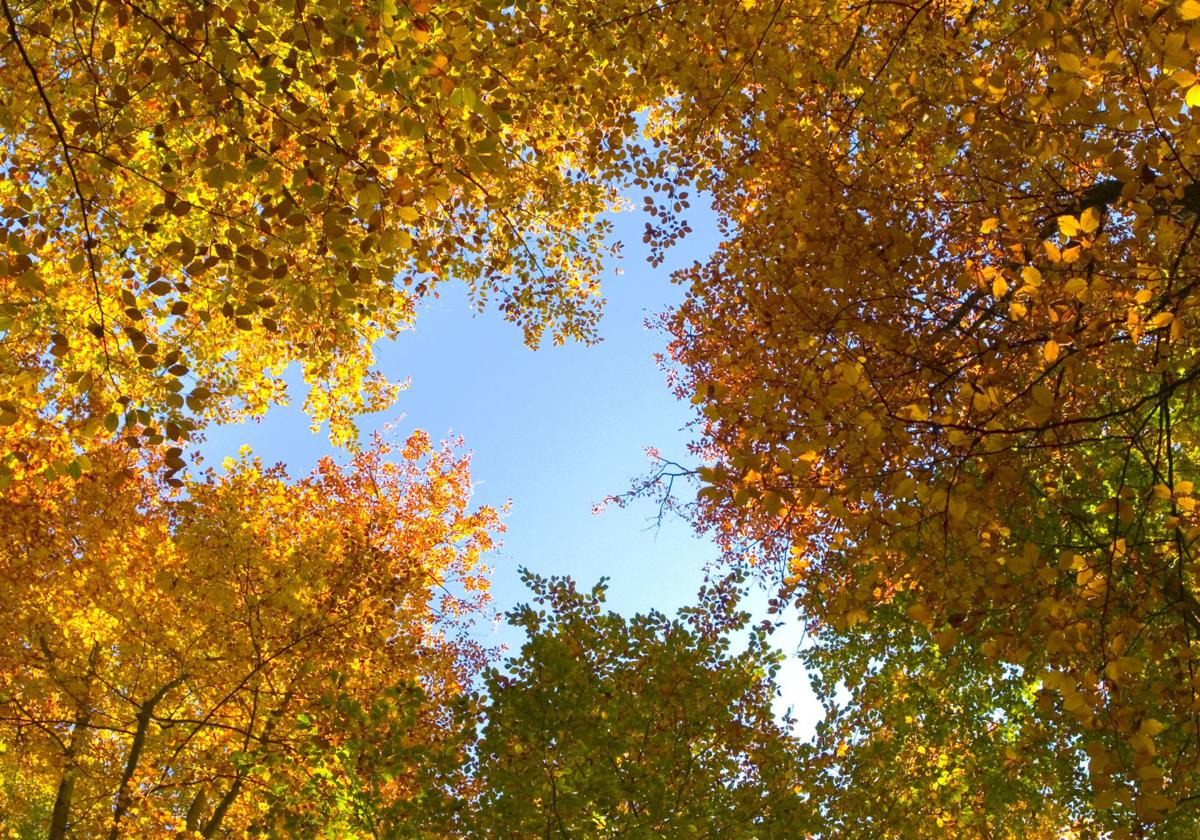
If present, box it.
[572,0,1200,833]
[0,432,495,837]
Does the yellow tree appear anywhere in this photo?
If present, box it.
[0,0,640,485]
[0,3,679,835]
[0,431,496,837]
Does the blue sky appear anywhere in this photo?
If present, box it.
[199,201,821,731]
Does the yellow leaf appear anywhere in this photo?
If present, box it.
[1140,791,1174,813]
[1129,733,1156,755]
[1139,718,1166,737]
[980,217,999,234]
[1187,85,1200,107]
[1021,265,1043,286]
[1044,340,1060,363]
[1058,215,1080,237]
[1080,206,1100,234]
[1104,659,1121,682]
[1063,690,1089,715]
[1117,655,1143,676]
[1058,52,1083,73]
[992,274,1009,298]
[1182,0,1200,20]
[947,493,967,519]
[907,602,932,626]
[934,627,959,650]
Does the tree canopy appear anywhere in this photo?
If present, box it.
[632,0,1200,834]
[0,432,494,836]
[0,0,635,478]
[7,0,1200,836]
[473,572,811,838]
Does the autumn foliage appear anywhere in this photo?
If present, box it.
[0,0,626,475]
[0,433,494,836]
[9,0,1200,836]
[637,1,1200,835]
[473,572,811,837]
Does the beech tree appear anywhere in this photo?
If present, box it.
[0,433,495,837]
[0,0,642,488]
[472,572,811,838]
[577,0,1200,834]
[12,0,1200,835]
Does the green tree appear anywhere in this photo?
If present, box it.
[472,572,811,839]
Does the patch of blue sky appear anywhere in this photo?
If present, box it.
[198,192,822,732]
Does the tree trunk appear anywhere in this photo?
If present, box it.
[109,675,187,840]
[48,643,100,840]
